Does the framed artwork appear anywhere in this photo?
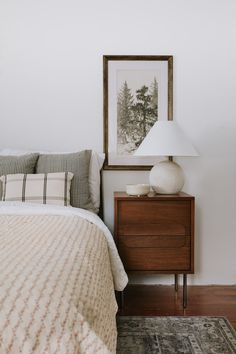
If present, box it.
[103,55,173,170]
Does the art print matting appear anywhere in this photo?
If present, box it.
[103,55,173,170]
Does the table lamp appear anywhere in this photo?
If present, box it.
[134,121,198,194]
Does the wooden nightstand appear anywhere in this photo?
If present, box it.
[114,192,195,308]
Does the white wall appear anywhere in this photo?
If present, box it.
[1,0,236,285]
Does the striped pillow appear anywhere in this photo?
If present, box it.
[0,154,39,200]
[0,172,73,206]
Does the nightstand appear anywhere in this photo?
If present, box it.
[114,192,195,308]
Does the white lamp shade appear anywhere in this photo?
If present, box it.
[134,121,198,157]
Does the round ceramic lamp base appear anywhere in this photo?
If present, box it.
[149,160,184,194]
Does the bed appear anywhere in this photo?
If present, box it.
[0,150,128,353]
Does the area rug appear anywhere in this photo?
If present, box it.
[117,316,236,354]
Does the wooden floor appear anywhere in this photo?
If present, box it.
[119,285,236,330]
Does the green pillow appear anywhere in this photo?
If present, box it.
[36,150,93,211]
[0,154,39,200]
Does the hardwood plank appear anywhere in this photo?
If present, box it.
[119,285,236,330]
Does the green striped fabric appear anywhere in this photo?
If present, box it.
[0,172,73,206]
[0,154,39,199]
[36,150,93,211]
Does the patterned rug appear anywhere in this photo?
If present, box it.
[117,316,236,354]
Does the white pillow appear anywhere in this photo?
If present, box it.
[0,148,104,213]
[0,172,73,206]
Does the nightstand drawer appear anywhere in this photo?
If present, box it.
[119,241,191,271]
[118,223,187,236]
[117,200,191,235]
[119,235,190,248]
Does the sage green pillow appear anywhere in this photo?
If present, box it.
[36,150,94,211]
[0,154,39,199]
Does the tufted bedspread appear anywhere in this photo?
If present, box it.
[0,203,128,354]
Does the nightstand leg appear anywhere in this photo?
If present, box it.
[183,274,187,308]
[119,291,124,310]
[174,274,178,291]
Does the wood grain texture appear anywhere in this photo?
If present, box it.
[117,201,191,232]
[119,285,236,331]
[119,235,190,248]
[119,242,190,271]
[118,223,187,236]
[114,191,192,199]
[114,192,195,273]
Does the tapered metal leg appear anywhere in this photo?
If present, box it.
[174,274,178,292]
[183,274,187,308]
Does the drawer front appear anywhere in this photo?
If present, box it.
[118,238,191,271]
[119,235,190,248]
[118,223,187,236]
[117,200,191,236]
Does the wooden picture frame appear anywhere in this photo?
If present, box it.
[103,55,173,170]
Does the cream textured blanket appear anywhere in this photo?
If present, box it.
[0,203,128,354]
